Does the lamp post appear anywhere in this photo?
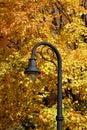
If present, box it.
[24,42,63,130]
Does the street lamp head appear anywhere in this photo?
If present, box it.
[24,59,40,80]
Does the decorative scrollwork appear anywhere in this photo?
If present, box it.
[36,45,57,69]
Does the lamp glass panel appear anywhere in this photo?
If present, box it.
[27,72,39,80]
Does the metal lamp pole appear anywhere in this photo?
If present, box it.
[24,42,63,130]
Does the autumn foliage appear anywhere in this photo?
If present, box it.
[0,0,87,130]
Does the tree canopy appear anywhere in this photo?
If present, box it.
[0,0,87,129]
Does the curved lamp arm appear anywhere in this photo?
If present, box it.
[24,41,63,130]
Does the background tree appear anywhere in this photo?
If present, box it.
[0,0,87,129]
